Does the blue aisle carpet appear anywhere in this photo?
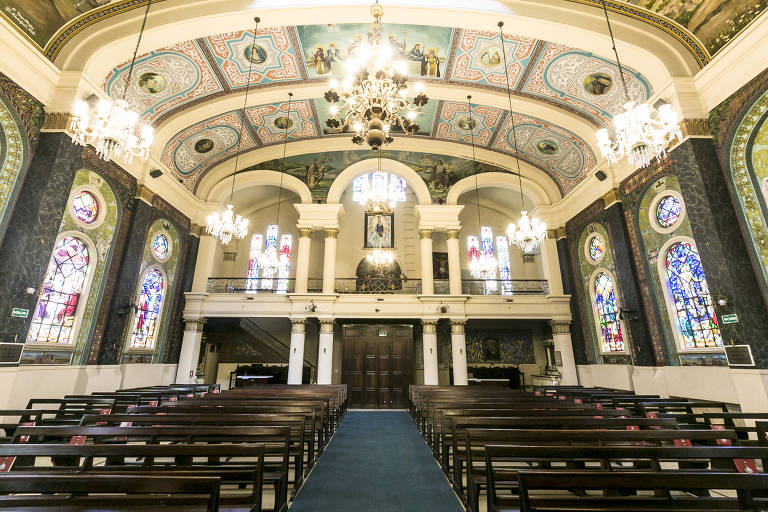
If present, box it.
[289,410,464,512]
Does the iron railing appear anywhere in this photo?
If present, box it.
[461,279,549,296]
[207,278,295,294]
[334,277,422,294]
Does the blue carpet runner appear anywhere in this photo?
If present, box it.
[289,410,464,511]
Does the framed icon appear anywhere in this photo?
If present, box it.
[364,213,393,248]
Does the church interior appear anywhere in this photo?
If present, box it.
[0,0,768,509]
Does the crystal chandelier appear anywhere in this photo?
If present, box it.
[323,2,428,150]
[207,17,262,244]
[594,0,681,169]
[358,150,397,213]
[367,248,394,267]
[364,150,397,270]
[498,22,547,253]
[70,0,154,163]
[466,94,498,279]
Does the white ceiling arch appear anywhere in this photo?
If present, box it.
[326,158,433,205]
[447,171,550,207]
[205,168,313,204]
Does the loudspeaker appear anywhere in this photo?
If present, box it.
[149,169,163,178]
[595,170,607,181]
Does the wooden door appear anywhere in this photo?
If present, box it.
[341,324,413,408]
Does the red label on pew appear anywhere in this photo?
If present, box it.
[711,424,731,445]
[710,425,757,472]
[558,395,566,400]
[574,398,583,404]
[213,389,220,394]
[169,397,177,402]
[534,391,543,396]
[645,412,662,429]
[626,425,639,430]
[674,439,693,447]
[148,400,158,407]
[595,403,603,410]
[186,394,194,398]
[0,421,34,472]
[96,408,111,425]
[69,436,86,445]
[200,392,207,397]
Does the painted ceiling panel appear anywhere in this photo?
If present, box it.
[245,99,318,144]
[435,101,504,146]
[449,30,536,88]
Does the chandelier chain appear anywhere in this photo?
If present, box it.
[600,0,631,103]
[498,22,525,211]
[467,95,482,230]
[122,0,152,101]
[275,92,293,230]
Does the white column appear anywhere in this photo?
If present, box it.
[551,320,578,385]
[540,234,564,296]
[287,320,306,385]
[191,235,218,293]
[419,229,434,295]
[316,319,335,385]
[176,320,204,384]
[422,320,439,385]
[446,229,462,295]
[322,228,338,294]
[294,228,312,293]
[451,320,468,385]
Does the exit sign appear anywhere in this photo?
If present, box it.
[10,308,28,318]
[721,314,739,324]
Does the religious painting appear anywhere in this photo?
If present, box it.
[432,252,449,280]
[138,72,167,94]
[536,139,559,155]
[364,212,393,249]
[194,139,214,154]
[296,23,453,78]
[0,0,110,48]
[483,337,501,361]
[583,73,612,96]
[243,43,267,64]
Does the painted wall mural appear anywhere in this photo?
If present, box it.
[0,0,108,48]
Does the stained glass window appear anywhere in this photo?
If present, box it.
[277,234,293,294]
[594,272,625,352]
[72,191,98,224]
[246,234,263,293]
[27,236,90,344]
[261,225,279,290]
[152,234,169,260]
[351,172,407,204]
[481,226,497,294]
[389,175,407,202]
[656,195,682,228]
[664,242,723,349]
[588,235,603,261]
[352,174,369,202]
[496,235,512,295]
[467,235,480,264]
[129,268,164,349]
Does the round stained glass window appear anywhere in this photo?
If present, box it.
[656,195,682,228]
[72,191,98,224]
[588,235,603,261]
[152,234,169,260]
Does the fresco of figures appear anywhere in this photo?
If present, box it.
[296,23,453,78]
[0,0,109,47]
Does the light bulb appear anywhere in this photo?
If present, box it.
[414,81,424,93]
[329,78,339,89]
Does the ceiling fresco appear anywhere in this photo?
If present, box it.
[160,97,596,196]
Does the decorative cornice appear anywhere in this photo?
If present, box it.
[445,229,459,240]
[190,224,204,237]
[152,194,191,231]
[680,118,711,138]
[324,228,338,239]
[602,188,621,208]
[419,229,433,240]
[299,227,313,238]
[41,112,71,131]
[553,227,567,240]
[550,320,571,334]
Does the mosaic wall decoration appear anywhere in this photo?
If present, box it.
[465,328,534,364]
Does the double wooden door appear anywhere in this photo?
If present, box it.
[341,324,414,408]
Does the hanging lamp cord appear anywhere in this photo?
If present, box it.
[228,17,261,207]
[600,0,631,103]
[122,0,152,101]
[275,92,293,228]
[498,21,526,212]
[467,95,483,230]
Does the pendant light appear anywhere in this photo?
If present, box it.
[466,94,498,279]
[70,0,154,163]
[365,149,396,272]
[594,0,681,168]
[497,21,548,254]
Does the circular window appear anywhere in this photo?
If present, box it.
[152,234,169,261]
[72,190,99,224]
[656,195,682,228]
[588,235,604,262]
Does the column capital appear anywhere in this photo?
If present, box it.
[190,223,205,237]
[135,184,155,205]
[324,228,338,239]
[422,320,438,334]
[546,227,566,240]
[445,229,460,240]
[602,188,621,208]
[550,320,571,334]
[298,227,313,238]
[184,319,206,333]
[450,320,465,334]
[291,319,306,333]
[319,319,335,333]
[419,229,433,240]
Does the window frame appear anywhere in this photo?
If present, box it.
[68,185,105,229]
[150,230,172,263]
[588,267,629,355]
[649,189,686,234]
[124,264,168,354]
[584,233,606,265]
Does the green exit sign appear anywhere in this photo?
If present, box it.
[10,308,28,318]
[721,314,739,324]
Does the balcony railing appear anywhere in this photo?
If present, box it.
[461,279,549,296]
[207,277,295,294]
[334,277,422,294]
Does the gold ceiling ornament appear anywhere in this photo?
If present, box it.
[323,2,429,150]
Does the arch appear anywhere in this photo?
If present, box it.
[0,94,27,239]
[446,171,553,207]
[326,158,432,205]
[26,232,97,346]
[656,236,723,351]
[587,267,627,354]
[203,169,313,205]
[126,265,167,351]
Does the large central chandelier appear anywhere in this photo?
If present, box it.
[70,0,153,163]
[497,22,547,253]
[324,2,428,150]
[364,151,396,272]
[207,17,263,244]
[594,0,681,169]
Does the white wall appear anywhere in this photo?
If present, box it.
[0,364,178,409]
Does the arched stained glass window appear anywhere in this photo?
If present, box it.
[27,236,90,344]
[496,235,512,295]
[129,268,164,349]
[246,234,263,293]
[467,235,480,263]
[389,175,407,202]
[152,234,168,260]
[588,235,603,261]
[664,242,723,348]
[72,191,98,224]
[481,226,497,293]
[593,272,625,352]
[656,195,682,228]
[276,234,293,294]
[352,174,369,202]
[261,225,279,290]
[351,171,407,204]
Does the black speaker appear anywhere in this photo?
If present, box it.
[149,169,163,178]
[595,170,607,181]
